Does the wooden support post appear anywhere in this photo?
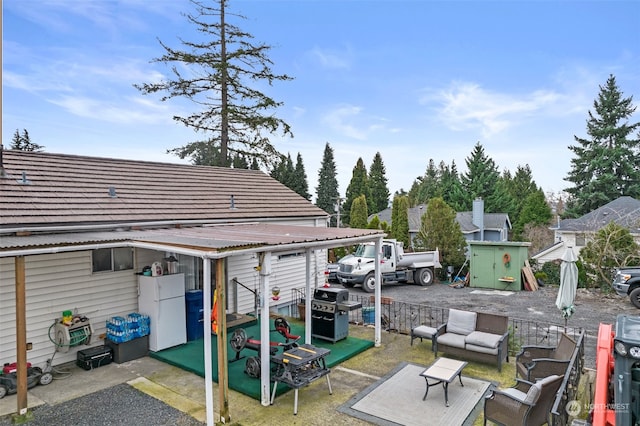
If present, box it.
[216,259,230,423]
[15,256,28,416]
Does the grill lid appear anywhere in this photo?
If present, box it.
[313,287,349,303]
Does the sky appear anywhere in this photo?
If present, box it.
[3,0,640,203]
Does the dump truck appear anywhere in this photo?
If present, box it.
[335,239,441,293]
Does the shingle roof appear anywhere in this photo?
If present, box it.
[369,205,510,233]
[557,196,640,233]
[0,150,328,229]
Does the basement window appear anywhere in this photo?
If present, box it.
[92,248,134,273]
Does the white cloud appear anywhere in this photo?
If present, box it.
[308,46,352,70]
[421,81,564,138]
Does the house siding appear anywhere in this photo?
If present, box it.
[0,251,138,368]
[1,222,330,368]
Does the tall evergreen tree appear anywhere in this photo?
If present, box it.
[390,195,410,249]
[270,153,295,190]
[135,0,292,168]
[11,129,44,152]
[408,159,440,206]
[504,164,539,220]
[439,160,466,211]
[565,74,640,217]
[343,158,370,226]
[292,153,311,201]
[315,143,340,226]
[512,189,553,240]
[414,197,466,273]
[368,152,390,214]
[460,142,514,213]
[350,195,369,229]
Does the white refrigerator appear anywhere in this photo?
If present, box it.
[138,273,187,351]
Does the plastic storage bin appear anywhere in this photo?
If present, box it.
[105,335,148,363]
[186,290,204,341]
[362,307,375,324]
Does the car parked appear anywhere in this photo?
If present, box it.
[613,266,640,308]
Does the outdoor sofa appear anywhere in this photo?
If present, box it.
[434,308,510,372]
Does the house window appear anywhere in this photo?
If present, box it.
[575,234,586,247]
[92,248,134,273]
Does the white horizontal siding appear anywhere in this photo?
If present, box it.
[1,251,138,368]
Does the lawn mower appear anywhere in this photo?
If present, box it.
[0,360,53,399]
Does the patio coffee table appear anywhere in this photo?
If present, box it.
[419,357,468,406]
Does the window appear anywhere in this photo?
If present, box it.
[92,248,134,273]
[575,234,586,247]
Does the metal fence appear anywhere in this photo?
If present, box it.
[291,288,589,425]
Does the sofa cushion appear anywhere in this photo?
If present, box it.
[437,332,467,349]
[412,325,437,338]
[465,331,502,349]
[501,387,529,403]
[465,343,499,355]
[446,309,477,336]
[523,382,542,405]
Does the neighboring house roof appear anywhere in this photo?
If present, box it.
[369,205,511,234]
[532,241,564,259]
[0,150,328,230]
[556,196,640,233]
[455,212,511,234]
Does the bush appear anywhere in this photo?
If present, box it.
[541,261,561,286]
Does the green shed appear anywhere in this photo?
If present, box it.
[468,241,531,291]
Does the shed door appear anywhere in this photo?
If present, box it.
[471,246,496,288]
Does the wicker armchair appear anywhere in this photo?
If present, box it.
[484,374,564,426]
[516,332,576,382]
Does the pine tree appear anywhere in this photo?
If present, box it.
[461,142,513,213]
[350,195,369,229]
[390,195,410,249]
[315,143,340,226]
[512,189,553,240]
[414,197,466,274]
[565,74,640,217]
[343,158,370,226]
[135,0,292,168]
[10,129,44,152]
[504,164,539,221]
[368,152,390,214]
[408,159,440,206]
[440,160,467,211]
[292,153,311,201]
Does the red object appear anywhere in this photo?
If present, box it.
[593,323,616,426]
[3,362,31,374]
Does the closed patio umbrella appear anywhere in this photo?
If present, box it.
[556,248,578,330]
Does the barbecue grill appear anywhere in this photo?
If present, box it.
[311,288,361,342]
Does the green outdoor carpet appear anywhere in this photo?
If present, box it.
[149,317,374,400]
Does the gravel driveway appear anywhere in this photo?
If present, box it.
[339,280,638,368]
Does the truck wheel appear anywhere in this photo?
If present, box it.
[342,282,355,288]
[415,268,434,286]
[630,287,640,309]
[0,385,6,399]
[362,273,376,293]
